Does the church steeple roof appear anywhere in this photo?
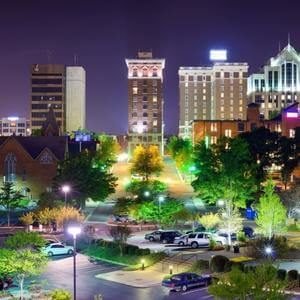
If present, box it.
[41,105,60,136]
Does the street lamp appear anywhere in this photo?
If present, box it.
[144,191,150,197]
[62,185,70,206]
[68,226,81,300]
[158,195,165,214]
[265,246,273,258]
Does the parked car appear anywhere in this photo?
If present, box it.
[0,277,13,290]
[175,232,227,248]
[145,230,182,243]
[216,231,237,243]
[42,243,74,256]
[131,173,143,180]
[162,272,212,292]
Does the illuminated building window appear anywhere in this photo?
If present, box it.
[203,89,206,94]
[194,102,197,107]
[221,113,225,119]
[153,96,157,102]
[194,108,198,113]
[152,68,158,77]
[230,99,234,105]
[203,82,206,87]
[239,86,243,91]
[203,108,206,114]
[194,95,197,100]
[221,106,224,112]
[239,100,243,105]
[153,120,157,126]
[185,82,188,87]
[289,129,295,138]
[194,114,197,119]
[194,89,197,93]
[211,136,217,144]
[203,95,206,100]
[4,153,16,182]
[230,106,233,112]
[211,123,217,132]
[239,106,243,112]
[230,86,233,91]
[239,93,243,98]
[225,129,232,137]
[239,79,243,84]
[230,113,233,118]
[230,92,233,98]
[133,87,138,94]
[220,92,224,98]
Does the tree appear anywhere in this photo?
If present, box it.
[4,231,46,250]
[240,127,279,184]
[95,134,121,169]
[109,226,131,256]
[280,185,300,219]
[192,137,257,208]
[37,191,63,209]
[167,136,193,173]
[0,182,28,226]
[131,145,163,181]
[54,151,117,207]
[208,264,287,300]
[256,180,287,239]
[199,213,220,231]
[218,201,243,245]
[276,136,298,190]
[125,179,167,200]
[0,249,47,299]
[19,212,35,231]
[138,198,184,226]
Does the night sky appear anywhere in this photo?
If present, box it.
[1,0,300,134]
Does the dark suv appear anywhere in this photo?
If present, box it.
[145,230,182,243]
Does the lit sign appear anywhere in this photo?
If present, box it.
[7,116,19,121]
[286,112,298,118]
[209,50,227,61]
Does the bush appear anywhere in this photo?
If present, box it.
[245,236,289,259]
[190,260,210,273]
[237,231,246,243]
[209,239,217,250]
[210,255,230,273]
[277,269,287,280]
[123,244,139,255]
[50,289,72,300]
[287,269,298,281]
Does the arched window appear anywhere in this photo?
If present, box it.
[132,68,138,77]
[4,153,16,182]
[152,68,158,77]
[142,68,148,77]
[143,112,148,117]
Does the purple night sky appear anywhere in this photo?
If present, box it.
[1,0,300,134]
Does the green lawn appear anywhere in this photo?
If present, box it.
[85,245,166,270]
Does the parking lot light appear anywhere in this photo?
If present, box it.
[169,265,173,275]
[141,259,145,270]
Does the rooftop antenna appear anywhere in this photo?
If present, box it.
[46,50,52,63]
[278,41,281,52]
[73,54,78,65]
[288,32,291,45]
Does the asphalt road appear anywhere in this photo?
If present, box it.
[41,254,214,300]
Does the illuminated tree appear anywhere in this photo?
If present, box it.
[218,201,243,245]
[167,136,193,173]
[0,182,28,226]
[131,145,163,181]
[95,134,121,169]
[54,151,117,207]
[192,137,257,208]
[255,180,287,239]
[4,231,45,250]
[199,213,220,231]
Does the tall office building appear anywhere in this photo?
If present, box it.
[66,66,86,132]
[179,63,248,138]
[125,51,165,155]
[30,64,86,134]
[248,43,300,119]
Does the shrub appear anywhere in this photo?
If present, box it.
[138,248,151,256]
[210,255,230,273]
[209,238,217,250]
[123,244,139,255]
[245,236,289,259]
[237,231,246,243]
[287,269,298,281]
[190,260,210,273]
[50,289,72,300]
[277,269,287,280]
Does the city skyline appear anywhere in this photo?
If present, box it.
[1,0,300,134]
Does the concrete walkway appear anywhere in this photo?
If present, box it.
[95,268,166,288]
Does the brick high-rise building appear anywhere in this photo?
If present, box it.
[248,43,300,119]
[178,62,248,138]
[125,52,165,155]
[30,64,86,134]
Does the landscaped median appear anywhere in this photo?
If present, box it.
[84,239,166,270]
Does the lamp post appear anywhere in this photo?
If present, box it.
[158,195,165,228]
[265,246,273,260]
[62,185,70,206]
[68,226,81,300]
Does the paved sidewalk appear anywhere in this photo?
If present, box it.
[95,269,166,288]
